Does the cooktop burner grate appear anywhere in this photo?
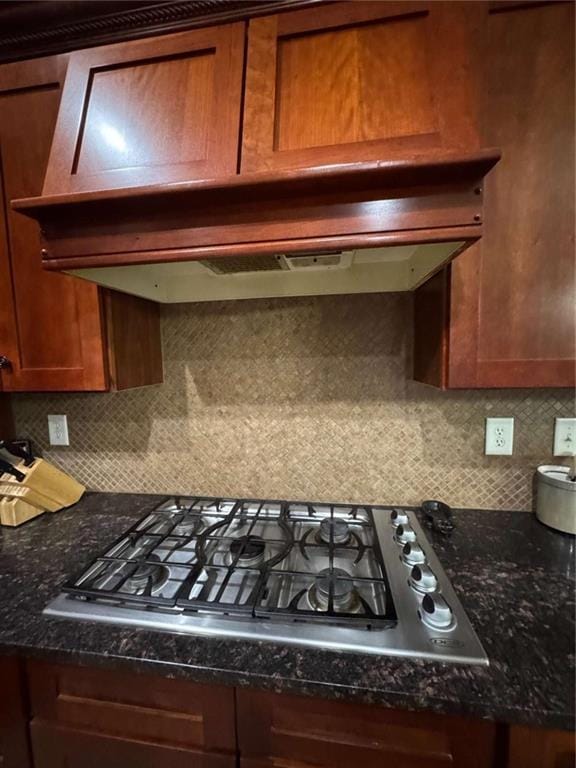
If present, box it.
[63,496,397,629]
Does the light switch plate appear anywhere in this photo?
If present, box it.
[553,418,576,456]
[48,414,69,446]
[485,417,514,456]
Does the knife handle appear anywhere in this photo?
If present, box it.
[0,439,34,467]
[0,457,26,482]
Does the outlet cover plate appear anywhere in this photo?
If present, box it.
[553,417,576,456]
[485,417,514,456]
[48,414,69,446]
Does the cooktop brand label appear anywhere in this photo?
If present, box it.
[430,637,465,649]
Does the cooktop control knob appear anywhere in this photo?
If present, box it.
[402,542,426,566]
[409,565,438,593]
[420,594,455,631]
[390,509,408,527]
[394,524,416,545]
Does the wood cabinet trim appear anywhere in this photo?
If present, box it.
[276,0,430,34]
[14,150,497,271]
[0,0,321,66]
[104,290,163,391]
[39,187,485,261]
[42,226,482,272]
[15,149,499,212]
[413,268,450,388]
[0,54,69,91]
[474,360,576,389]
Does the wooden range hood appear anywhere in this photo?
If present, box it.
[10,11,499,303]
[13,150,499,303]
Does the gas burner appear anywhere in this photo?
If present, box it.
[123,554,170,595]
[171,515,203,538]
[229,535,267,568]
[316,517,351,545]
[307,568,360,613]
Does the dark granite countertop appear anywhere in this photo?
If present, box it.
[0,492,574,730]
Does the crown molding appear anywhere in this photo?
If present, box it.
[0,0,322,64]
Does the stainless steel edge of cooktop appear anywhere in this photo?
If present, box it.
[44,508,489,665]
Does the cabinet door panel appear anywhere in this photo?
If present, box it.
[31,721,235,768]
[0,56,108,391]
[427,1,575,389]
[43,23,245,194]
[274,14,437,152]
[242,1,479,173]
[470,0,575,387]
[507,724,575,768]
[0,657,31,768]
[27,659,236,754]
[237,689,497,768]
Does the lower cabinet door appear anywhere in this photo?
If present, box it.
[507,724,575,768]
[27,660,237,767]
[237,689,498,768]
[0,656,31,768]
[31,721,236,768]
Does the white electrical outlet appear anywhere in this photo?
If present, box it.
[553,417,576,456]
[485,417,514,456]
[48,414,69,446]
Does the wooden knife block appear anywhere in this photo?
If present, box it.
[0,482,61,512]
[0,458,85,510]
[0,497,45,527]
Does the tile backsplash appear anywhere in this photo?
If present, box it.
[12,294,573,511]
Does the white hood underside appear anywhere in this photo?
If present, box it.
[68,241,464,303]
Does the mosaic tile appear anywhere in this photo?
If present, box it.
[12,294,574,511]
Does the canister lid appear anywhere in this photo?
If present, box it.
[536,465,576,491]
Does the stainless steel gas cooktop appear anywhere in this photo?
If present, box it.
[45,496,488,665]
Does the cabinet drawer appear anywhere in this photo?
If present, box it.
[237,689,497,768]
[31,720,236,768]
[27,660,235,754]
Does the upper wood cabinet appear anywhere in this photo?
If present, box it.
[414,0,575,389]
[5,2,571,390]
[0,55,163,392]
[42,23,245,195]
[0,56,108,391]
[241,1,479,173]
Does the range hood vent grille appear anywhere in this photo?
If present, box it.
[201,251,350,276]
[202,254,284,274]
